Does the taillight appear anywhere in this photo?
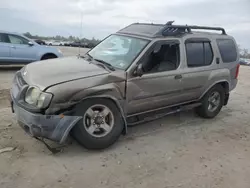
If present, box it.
[235,64,240,79]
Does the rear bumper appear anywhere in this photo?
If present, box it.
[12,101,81,144]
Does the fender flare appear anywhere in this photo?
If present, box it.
[76,95,127,135]
[199,80,230,100]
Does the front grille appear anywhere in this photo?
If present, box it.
[16,72,27,87]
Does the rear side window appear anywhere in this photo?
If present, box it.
[216,39,237,63]
[185,41,213,67]
[0,33,10,43]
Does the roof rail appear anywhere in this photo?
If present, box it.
[157,21,226,36]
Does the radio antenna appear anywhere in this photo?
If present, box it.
[78,11,83,56]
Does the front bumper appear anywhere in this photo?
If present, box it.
[12,101,81,144]
[10,70,82,144]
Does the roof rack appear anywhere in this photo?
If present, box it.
[156,21,226,36]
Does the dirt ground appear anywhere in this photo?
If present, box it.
[0,60,250,187]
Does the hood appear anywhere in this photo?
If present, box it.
[22,56,109,91]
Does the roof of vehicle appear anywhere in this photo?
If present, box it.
[0,30,34,42]
[117,21,228,39]
[0,30,25,36]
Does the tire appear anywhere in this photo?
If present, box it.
[41,54,57,60]
[71,98,124,150]
[196,85,225,118]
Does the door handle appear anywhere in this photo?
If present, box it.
[10,46,16,49]
[216,57,220,64]
[174,75,182,80]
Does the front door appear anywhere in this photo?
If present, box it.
[126,41,186,115]
[0,33,11,64]
[7,34,37,64]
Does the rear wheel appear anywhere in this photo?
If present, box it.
[41,54,57,60]
[72,99,124,149]
[196,85,225,118]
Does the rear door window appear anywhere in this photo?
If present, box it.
[185,41,214,67]
[216,39,237,63]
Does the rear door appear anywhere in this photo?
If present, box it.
[180,38,217,100]
[0,33,11,64]
[7,34,37,64]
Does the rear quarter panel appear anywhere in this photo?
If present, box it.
[180,34,237,100]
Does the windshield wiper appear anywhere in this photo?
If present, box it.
[80,52,93,60]
[80,54,115,71]
[93,58,115,71]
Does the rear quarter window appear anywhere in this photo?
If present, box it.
[216,39,237,63]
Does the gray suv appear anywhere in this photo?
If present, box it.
[10,22,240,150]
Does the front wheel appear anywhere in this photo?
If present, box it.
[71,99,124,149]
[196,85,225,118]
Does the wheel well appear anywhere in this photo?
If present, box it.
[41,53,57,60]
[217,81,229,94]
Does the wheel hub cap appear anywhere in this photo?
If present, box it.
[94,115,103,125]
[83,104,114,138]
[208,91,220,112]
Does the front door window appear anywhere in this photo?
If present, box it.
[142,43,180,74]
[8,34,29,45]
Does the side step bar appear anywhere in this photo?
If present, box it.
[127,102,201,126]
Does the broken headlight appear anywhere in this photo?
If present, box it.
[25,86,52,108]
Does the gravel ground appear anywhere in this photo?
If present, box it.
[0,49,250,188]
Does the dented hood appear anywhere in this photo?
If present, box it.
[22,56,110,90]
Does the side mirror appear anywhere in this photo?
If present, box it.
[28,41,34,46]
[135,64,143,77]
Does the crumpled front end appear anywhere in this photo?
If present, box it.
[13,103,81,143]
[10,70,82,144]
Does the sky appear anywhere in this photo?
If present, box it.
[0,0,249,50]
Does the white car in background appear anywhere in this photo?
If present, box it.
[46,40,63,46]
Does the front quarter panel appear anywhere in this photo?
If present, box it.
[45,71,126,114]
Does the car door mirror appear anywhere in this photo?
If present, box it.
[134,64,143,77]
[28,41,34,46]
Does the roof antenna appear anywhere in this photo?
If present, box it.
[166,21,174,25]
[78,11,83,57]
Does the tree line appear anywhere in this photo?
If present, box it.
[23,32,101,45]
[239,46,250,59]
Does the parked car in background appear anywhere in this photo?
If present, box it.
[86,42,98,48]
[46,40,62,46]
[59,41,68,46]
[34,39,46,45]
[10,22,239,150]
[0,31,63,64]
[69,41,87,48]
[239,58,250,66]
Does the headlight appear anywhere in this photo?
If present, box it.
[25,87,41,105]
[58,49,62,54]
[25,87,52,108]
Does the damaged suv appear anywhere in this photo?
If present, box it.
[10,22,240,149]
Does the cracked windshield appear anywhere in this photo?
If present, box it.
[88,35,149,69]
[0,0,250,188]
